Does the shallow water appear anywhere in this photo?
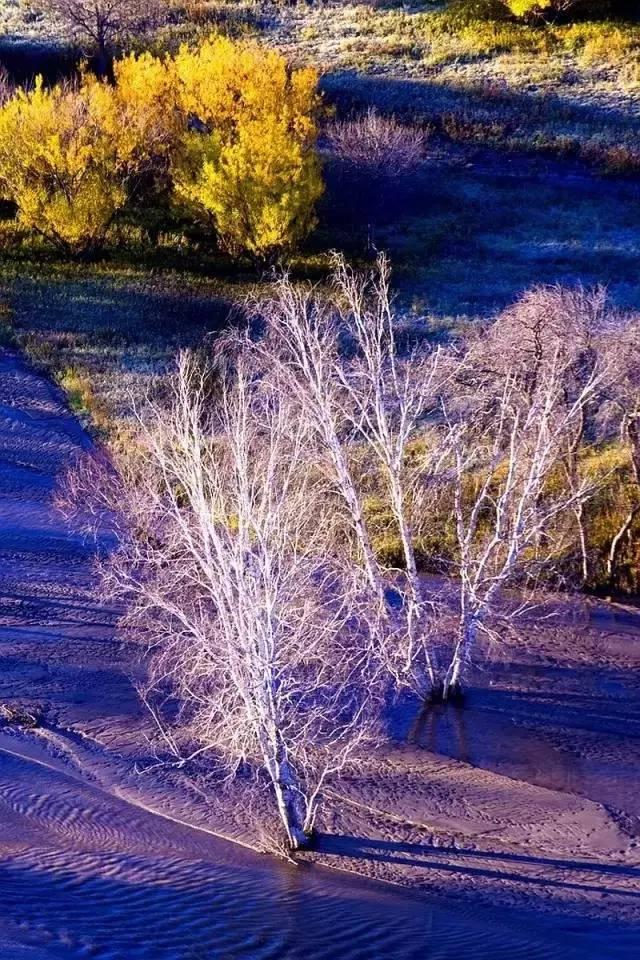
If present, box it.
[397,666,640,821]
[0,745,637,960]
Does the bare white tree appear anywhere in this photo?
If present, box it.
[247,273,388,607]
[330,254,451,698]
[434,295,613,698]
[60,263,640,854]
[96,351,381,850]
[247,255,450,700]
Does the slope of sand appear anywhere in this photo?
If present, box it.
[0,348,638,958]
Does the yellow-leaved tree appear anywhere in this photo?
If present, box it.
[0,38,323,259]
[85,52,182,189]
[172,36,323,259]
[0,56,182,254]
[83,52,184,242]
[0,78,124,254]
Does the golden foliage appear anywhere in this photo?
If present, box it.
[172,35,323,259]
[505,0,554,16]
[0,78,125,254]
[85,52,182,178]
[173,35,318,139]
[0,36,323,258]
[174,115,322,258]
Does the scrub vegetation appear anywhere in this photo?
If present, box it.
[0,36,322,257]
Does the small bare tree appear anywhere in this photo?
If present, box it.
[96,352,380,850]
[0,68,13,108]
[247,255,448,699]
[29,0,162,75]
[434,294,613,698]
[472,284,616,587]
[600,316,640,586]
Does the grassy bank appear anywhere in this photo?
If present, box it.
[274,4,640,171]
[0,255,238,433]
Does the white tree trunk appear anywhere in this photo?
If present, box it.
[390,478,437,695]
[443,615,478,701]
[575,500,590,587]
[271,756,308,850]
[606,507,639,586]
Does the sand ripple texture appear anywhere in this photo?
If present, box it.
[1,742,633,960]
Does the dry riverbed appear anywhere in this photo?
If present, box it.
[0,348,638,958]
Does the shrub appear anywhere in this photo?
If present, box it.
[0,79,126,255]
[0,37,323,260]
[172,36,322,259]
[175,116,321,259]
[326,109,427,179]
[0,56,181,255]
[573,443,640,594]
[424,10,547,64]
[577,26,639,63]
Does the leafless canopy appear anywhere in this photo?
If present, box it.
[30,0,163,71]
[245,254,452,699]
[98,352,382,850]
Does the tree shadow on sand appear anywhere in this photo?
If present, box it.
[319,833,640,900]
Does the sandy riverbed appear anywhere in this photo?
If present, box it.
[0,348,638,958]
